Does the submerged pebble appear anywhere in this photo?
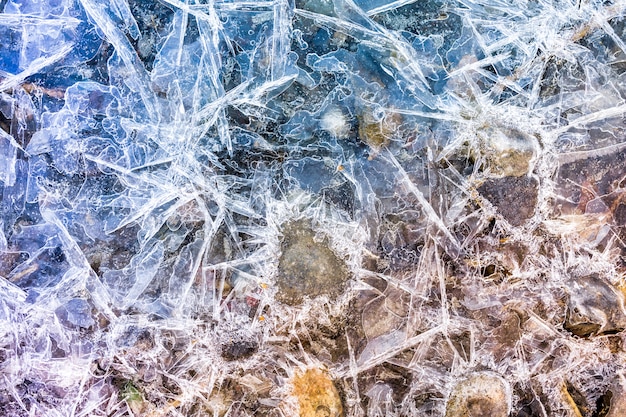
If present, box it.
[287,367,344,417]
[275,220,350,306]
[564,273,626,338]
[445,373,510,417]
[478,176,538,226]
[476,126,538,178]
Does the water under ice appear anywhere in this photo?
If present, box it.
[1,0,626,415]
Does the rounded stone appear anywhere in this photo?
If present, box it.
[288,367,343,417]
[476,125,538,178]
[606,378,626,417]
[275,220,350,306]
[565,273,626,338]
[445,373,510,417]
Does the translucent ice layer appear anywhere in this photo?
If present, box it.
[1,0,626,416]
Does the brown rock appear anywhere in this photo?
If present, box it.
[607,377,626,417]
[478,176,538,227]
[288,367,343,417]
[476,126,538,178]
[445,373,510,417]
[564,273,626,338]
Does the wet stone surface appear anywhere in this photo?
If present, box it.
[476,126,538,178]
[221,339,259,361]
[445,373,510,417]
[564,273,626,338]
[275,220,350,306]
[478,176,538,227]
[605,377,626,417]
[288,367,344,417]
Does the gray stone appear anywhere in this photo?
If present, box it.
[275,220,349,306]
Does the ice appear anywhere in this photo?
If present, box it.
[2,0,626,415]
[0,129,19,187]
[0,0,101,91]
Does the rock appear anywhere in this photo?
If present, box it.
[221,339,258,361]
[357,107,402,157]
[564,273,626,338]
[54,298,96,329]
[476,126,538,178]
[478,176,538,227]
[445,372,510,417]
[559,381,589,417]
[275,220,349,306]
[288,367,343,417]
[513,385,547,417]
[606,376,626,417]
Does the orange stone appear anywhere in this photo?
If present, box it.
[290,368,343,417]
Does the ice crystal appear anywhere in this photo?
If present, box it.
[1,0,626,416]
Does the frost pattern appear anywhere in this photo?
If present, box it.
[1,0,626,416]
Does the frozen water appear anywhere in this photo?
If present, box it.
[1,0,626,415]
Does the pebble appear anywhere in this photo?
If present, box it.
[288,367,343,417]
[445,372,510,417]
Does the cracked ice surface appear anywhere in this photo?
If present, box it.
[1,0,626,415]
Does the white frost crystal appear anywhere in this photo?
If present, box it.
[320,107,351,139]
